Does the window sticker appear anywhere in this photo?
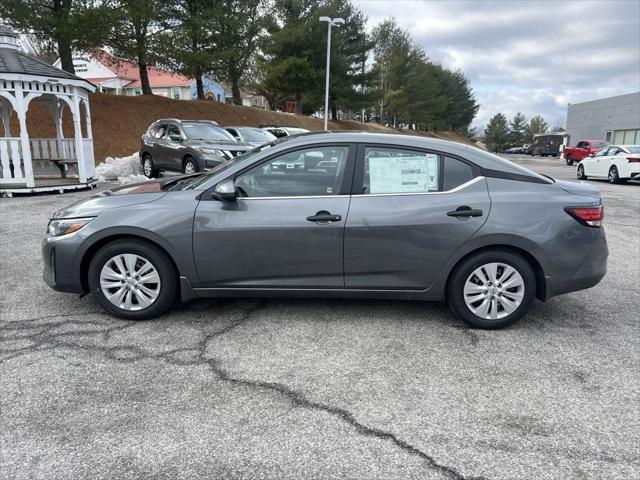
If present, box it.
[368,155,438,193]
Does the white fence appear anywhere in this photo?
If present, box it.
[0,138,25,184]
[30,138,76,161]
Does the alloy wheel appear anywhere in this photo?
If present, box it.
[100,254,161,311]
[463,262,525,320]
[143,158,152,176]
[184,161,196,174]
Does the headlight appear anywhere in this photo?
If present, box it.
[47,217,94,237]
[199,147,226,157]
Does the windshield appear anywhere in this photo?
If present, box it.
[175,142,277,190]
[239,128,277,143]
[183,123,235,141]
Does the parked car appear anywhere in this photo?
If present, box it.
[140,119,253,177]
[43,132,607,329]
[529,133,568,157]
[224,126,277,147]
[563,139,609,166]
[260,125,310,138]
[576,144,640,183]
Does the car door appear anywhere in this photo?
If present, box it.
[593,146,616,177]
[344,145,491,290]
[163,124,185,171]
[147,123,167,166]
[192,144,355,288]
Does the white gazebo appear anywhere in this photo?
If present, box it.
[0,25,97,195]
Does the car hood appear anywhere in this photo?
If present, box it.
[50,177,190,219]
[554,179,601,199]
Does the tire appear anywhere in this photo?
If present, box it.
[447,249,536,329]
[183,157,198,175]
[565,154,573,166]
[88,240,178,320]
[142,154,158,178]
[577,164,587,180]
[608,166,621,184]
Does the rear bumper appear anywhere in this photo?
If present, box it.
[547,229,608,298]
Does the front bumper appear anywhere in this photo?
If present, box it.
[42,233,86,294]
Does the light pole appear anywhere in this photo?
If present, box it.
[319,16,344,130]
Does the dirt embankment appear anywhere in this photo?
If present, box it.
[21,93,475,163]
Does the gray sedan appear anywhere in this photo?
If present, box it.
[43,132,607,328]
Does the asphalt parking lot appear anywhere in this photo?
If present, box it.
[1,155,638,480]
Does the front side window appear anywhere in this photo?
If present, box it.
[235,146,349,197]
[165,125,181,141]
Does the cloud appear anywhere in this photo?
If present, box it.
[355,0,640,129]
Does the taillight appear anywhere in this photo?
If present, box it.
[565,205,604,227]
[627,156,640,163]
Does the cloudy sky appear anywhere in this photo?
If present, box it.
[354,0,640,129]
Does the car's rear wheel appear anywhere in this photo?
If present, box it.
[608,166,623,184]
[88,240,177,320]
[447,250,536,329]
[577,164,587,180]
[565,154,573,166]
[142,154,158,178]
[183,157,198,175]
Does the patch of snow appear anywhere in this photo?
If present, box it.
[95,153,149,183]
[117,174,150,185]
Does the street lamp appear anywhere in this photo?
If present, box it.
[319,16,344,130]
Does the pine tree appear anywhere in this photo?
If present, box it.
[509,112,528,146]
[484,113,510,153]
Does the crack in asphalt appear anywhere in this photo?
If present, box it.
[0,301,481,480]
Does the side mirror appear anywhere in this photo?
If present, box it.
[590,153,595,157]
[212,179,237,201]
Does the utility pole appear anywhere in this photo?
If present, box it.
[319,16,344,130]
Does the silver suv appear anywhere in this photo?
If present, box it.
[140,119,253,176]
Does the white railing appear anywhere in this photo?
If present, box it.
[30,138,76,161]
[0,137,25,184]
[82,138,95,179]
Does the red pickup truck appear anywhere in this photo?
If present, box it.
[563,139,609,165]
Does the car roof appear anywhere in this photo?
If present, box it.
[154,119,220,125]
[225,126,263,130]
[264,131,550,178]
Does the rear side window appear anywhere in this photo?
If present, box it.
[151,124,167,138]
[361,147,477,194]
[443,156,474,191]
[364,147,439,194]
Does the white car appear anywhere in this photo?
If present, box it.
[576,144,640,184]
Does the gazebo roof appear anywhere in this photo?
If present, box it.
[0,25,93,90]
[0,48,94,87]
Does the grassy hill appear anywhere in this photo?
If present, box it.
[24,93,475,163]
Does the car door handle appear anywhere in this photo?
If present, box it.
[447,206,483,218]
[307,211,342,223]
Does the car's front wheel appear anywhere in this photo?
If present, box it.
[577,164,587,180]
[183,157,198,175]
[565,154,573,166]
[447,250,536,329]
[88,240,177,320]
